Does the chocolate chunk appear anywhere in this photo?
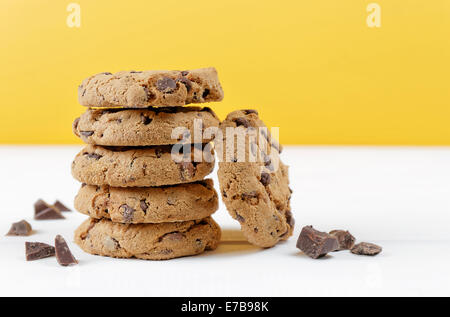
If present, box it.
[235,212,245,223]
[351,242,382,256]
[181,71,189,76]
[243,109,258,115]
[34,199,48,215]
[120,204,135,223]
[296,226,338,259]
[285,210,295,228]
[241,191,259,205]
[141,114,152,125]
[176,77,192,92]
[163,232,184,241]
[155,148,163,158]
[329,230,356,251]
[143,86,153,101]
[80,131,94,137]
[140,200,148,212]
[25,242,55,261]
[179,162,196,181]
[53,200,71,212]
[85,152,102,160]
[35,207,65,220]
[167,197,176,206]
[6,220,32,236]
[104,236,119,251]
[156,77,177,93]
[55,235,78,266]
[202,89,210,98]
[234,117,250,128]
[130,70,142,73]
[72,117,80,132]
[260,172,271,186]
[34,199,65,220]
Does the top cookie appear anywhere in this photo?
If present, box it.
[217,109,293,248]
[78,67,224,108]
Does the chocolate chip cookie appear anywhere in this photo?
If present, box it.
[78,68,224,108]
[217,110,293,248]
[74,217,221,260]
[74,179,218,223]
[73,107,220,146]
[71,144,215,187]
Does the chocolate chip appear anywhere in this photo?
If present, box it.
[181,71,189,76]
[179,162,196,181]
[143,86,153,101]
[155,148,163,158]
[329,230,356,251]
[163,232,184,241]
[53,200,71,212]
[100,72,112,75]
[176,77,192,92]
[234,117,250,128]
[6,220,32,236]
[55,235,78,266]
[202,89,210,98]
[351,242,382,256]
[156,77,177,93]
[241,191,260,205]
[285,210,295,228]
[167,197,176,206]
[130,70,142,73]
[119,204,135,223]
[296,226,339,259]
[141,114,152,125]
[235,212,245,223]
[140,200,148,212]
[25,242,55,261]
[85,153,102,160]
[241,191,258,199]
[243,109,258,115]
[260,172,271,186]
[80,131,94,137]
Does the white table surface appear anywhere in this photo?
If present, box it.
[0,146,449,297]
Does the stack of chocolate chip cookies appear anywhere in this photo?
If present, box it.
[71,68,224,260]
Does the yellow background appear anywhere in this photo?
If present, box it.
[0,0,449,145]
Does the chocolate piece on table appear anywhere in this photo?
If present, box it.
[25,242,55,261]
[296,226,339,259]
[53,200,71,212]
[6,220,32,236]
[329,230,356,251]
[351,242,382,256]
[35,207,65,220]
[34,199,65,220]
[55,235,78,266]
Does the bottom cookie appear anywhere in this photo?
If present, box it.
[74,217,221,260]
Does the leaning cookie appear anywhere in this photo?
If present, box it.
[71,144,215,187]
[74,217,221,260]
[217,109,293,248]
[73,107,220,146]
[78,68,224,108]
[74,179,218,223]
